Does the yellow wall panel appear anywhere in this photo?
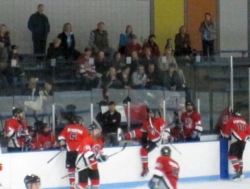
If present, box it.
[154,0,184,53]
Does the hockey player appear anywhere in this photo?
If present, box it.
[76,123,107,189]
[221,111,250,180]
[4,108,29,152]
[38,123,58,150]
[27,126,42,151]
[24,174,41,189]
[125,108,169,176]
[148,146,180,189]
[58,116,89,189]
[180,101,202,141]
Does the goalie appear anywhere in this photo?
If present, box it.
[124,107,170,176]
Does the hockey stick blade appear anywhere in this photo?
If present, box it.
[47,149,64,164]
[61,142,127,179]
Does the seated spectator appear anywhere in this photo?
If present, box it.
[125,35,142,56]
[111,51,126,73]
[38,123,58,150]
[117,65,132,89]
[165,38,173,50]
[0,24,11,49]
[119,25,133,54]
[89,22,114,59]
[76,48,99,90]
[101,67,122,89]
[22,77,39,98]
[145,63,163,89]
[131,65,147,89]
[47,38,64,60]
[139,47,157,70]
[95,50,110,77]
[42,79,54,96]
[142,34,160,58]
[157,47,178,71]
[174,26,192,58]
[130,51,139,75]
[4,45,26,88]
[57,23,80,60]
[162,63,183,91]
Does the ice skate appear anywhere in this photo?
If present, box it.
[232,170,241,181]
[141,166,149,177]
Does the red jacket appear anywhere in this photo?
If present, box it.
[125,42,142,56]
[38,133,58,150]
[142,42,161,57]
[181,111,202,138]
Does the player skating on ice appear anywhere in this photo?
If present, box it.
[124,107,169,176]
[24,174,41,189]
[4,108,29,152]
[75,123,107,189]
[148,146,179,189]
[58,116,89,189]
[180,101,203,141]
[221,111,250,181]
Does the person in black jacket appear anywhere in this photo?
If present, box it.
[47,38,64,59]
[57,23,80,60]
[102,101,121,147]
[101,67,123,89]
[28,4,50,54]
[116,65,132,89]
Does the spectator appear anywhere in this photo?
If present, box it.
[162,63,182,91]
[0,40,8,64]
[95,51,110,77]
[142,34,160,58]
[89,22,114,58]
[117,65,132,89]
[119,25,133,54]
[101,67,122,89]
[43,79,53,96]
[125,35,142,56]
[102,101,121,147]
[76,48,99,90]
[165,38,173,50]
[38,123,57,150]
[47,38,64,60]
[145,63,163,89]
[140,47,157,70]
[111,51,126,73]
[131,65,147,89]
[174,26,192,58]
[157,47,177,71]
[0,24,11,49]
[130,51,139,75]
[28,4,50,54]
[57,23,80,60]
[22,77,39,99]
[4,45,26,88]
[199,13,216,62]
[95,100,108,125]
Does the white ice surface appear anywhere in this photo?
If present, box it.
[120,179,250,189]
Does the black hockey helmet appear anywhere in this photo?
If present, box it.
[185,101,194,107]
[12,108,23,117]
[24,174,40,188]
[232,111,241,117]
[161,146,171,156]
[146,107,154,113]
[72,116,84,125]
[88,124,99,131]
[27,126,36,133]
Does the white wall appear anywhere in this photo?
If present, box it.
[219,0,248,56]
[0,141,232,189]
[0,0,150,54]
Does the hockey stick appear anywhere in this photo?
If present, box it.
[149,118,182,155]
[61,142,127,179]
[47,149,65,164]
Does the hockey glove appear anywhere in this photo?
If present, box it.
[96,154,108,163]
[59,140,66,149]
[191,130,201,139]
[17,132,27,137]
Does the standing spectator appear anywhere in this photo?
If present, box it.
[111,51,126,73]
[22,77,39,98]
[174,26,192,58]
[125,35,142,56]
[142,34,160,58]
[57,23,80,60]
[28,4,50,54]
[89,22,114,58]
[199,13,216,62]
[101,67,123,89]
[0,40,8,64]
[0,24,11,49]
[117,65,132,89]
[119,25,133,54]
[95,51,110,77]
[47,38,64,60]
[4,108,29,152]
[181,101,202,141]
[38,123,57,150]
[140,47,157,70]
[131,65,147,89]
[145,63,163,89]
[76,48,99,90]
[102,101,121,147]
[0,41,11,89]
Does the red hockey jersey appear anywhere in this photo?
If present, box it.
[153,155,180,189]
[29,135,42,151]
[58,124,89,151]
[221,117,250,142]
[77,136,103,170]
[181,111,202,138]
[4,118,28,148]
[38,133,58,150]
[141,118,168,142]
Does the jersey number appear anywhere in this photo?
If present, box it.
[70,133,77,140]
[236,123,246,131]
[172,167,179,177]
